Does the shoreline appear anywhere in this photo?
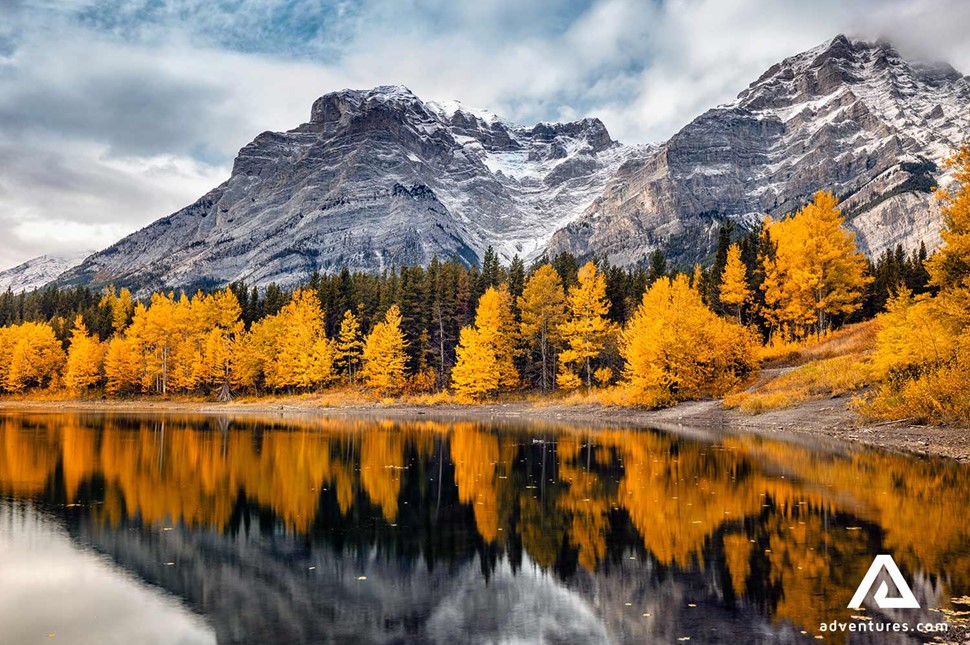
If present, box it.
[3,395,968,464]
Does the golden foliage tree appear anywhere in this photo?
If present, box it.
[104,336,141,395]
[558,261,613,391]
[621,274,758,407]
[100,286,135,333]
[865,143,970,423]
[0,322,66,392]
[927,143,970,296]
[64,315,104,392]
[335,309,365,383]
[719,243,751,321]
[235,290,334,391]
[360,304,409,394]
[450,286,519,398]
[761,191,871,338]
[450,326,500,399]
[518,264,567,392]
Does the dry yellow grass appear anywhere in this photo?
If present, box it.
[726,321,878,414]
[758,320,879,367]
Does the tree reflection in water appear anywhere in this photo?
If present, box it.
[1,412,967,644]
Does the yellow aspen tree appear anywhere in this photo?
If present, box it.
[360,304,409,394]
[558,261,613,391]
[196,288,244,395]
[335,309,365,383]
[3,322,66,392]
[621,275,757,406]
[762,191,871,338]
[0,327,13,388]
[64,315,104,391]
[927,142,970,322]
[104,335,142,395]
[518,264,567,392]
[450,326,500,399]
[473,285,520,389]
[719,243,752,321]
[99,286,135,333]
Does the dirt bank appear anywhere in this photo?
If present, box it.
[2,394,968,464]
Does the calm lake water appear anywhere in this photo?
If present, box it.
[0,411,967,645]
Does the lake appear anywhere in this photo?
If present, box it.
[0,411,967,644]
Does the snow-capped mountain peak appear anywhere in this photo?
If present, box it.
[0,250,95,294]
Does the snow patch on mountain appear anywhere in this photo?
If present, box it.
[0,250,94,293]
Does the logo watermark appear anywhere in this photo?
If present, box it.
[847,554,920,610]
[818,554,950,637]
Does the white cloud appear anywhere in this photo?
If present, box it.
[1,0,968,270]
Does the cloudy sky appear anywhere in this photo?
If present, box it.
[1,0,968,270]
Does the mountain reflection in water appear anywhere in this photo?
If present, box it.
[0,412,967,644]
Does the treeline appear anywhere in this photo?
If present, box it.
[0,182,943,406]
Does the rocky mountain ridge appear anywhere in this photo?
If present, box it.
[57,85,644,293]
[549,35,970,265]
[42,34,970,294]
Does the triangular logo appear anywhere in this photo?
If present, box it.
[847,554,920,609]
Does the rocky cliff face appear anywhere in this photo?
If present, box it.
[58,86,641,293]
[54,36,970,293]
[549,35,970,266]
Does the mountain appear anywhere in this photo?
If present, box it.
[0,250,93,293]
[549,35,970,266]
[58,86,644,293]
[56,35,970,293]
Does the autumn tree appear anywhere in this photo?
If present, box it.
[451,327,500,399]
[761,191,871,339]
[865,143,970,423]
[335,309,365,383]
[719,243,752,321]
[927,143,970,308]
[361,304,409,394]
[558,261,614,391]
[64,315,104,392]
[451,285,519,398]
[621,274,758,407]
[100,286,135,334]
[0,322,66,392]
[518,265,567,392]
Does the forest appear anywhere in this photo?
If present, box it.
[1,141,969,422]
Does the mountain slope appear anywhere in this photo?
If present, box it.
[549,35,970,266]
[58,86,643,293]
[55,36,970,293]
[0,250,94,293]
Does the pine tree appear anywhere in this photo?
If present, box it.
[361,304,409,394]
[335,309,365,383]
[518,265,567,391]
[558,261,614,391]
[719,244,752,321]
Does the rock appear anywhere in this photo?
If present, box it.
[548,34,970,267]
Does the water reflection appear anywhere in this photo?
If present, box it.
[0,412,967,644]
